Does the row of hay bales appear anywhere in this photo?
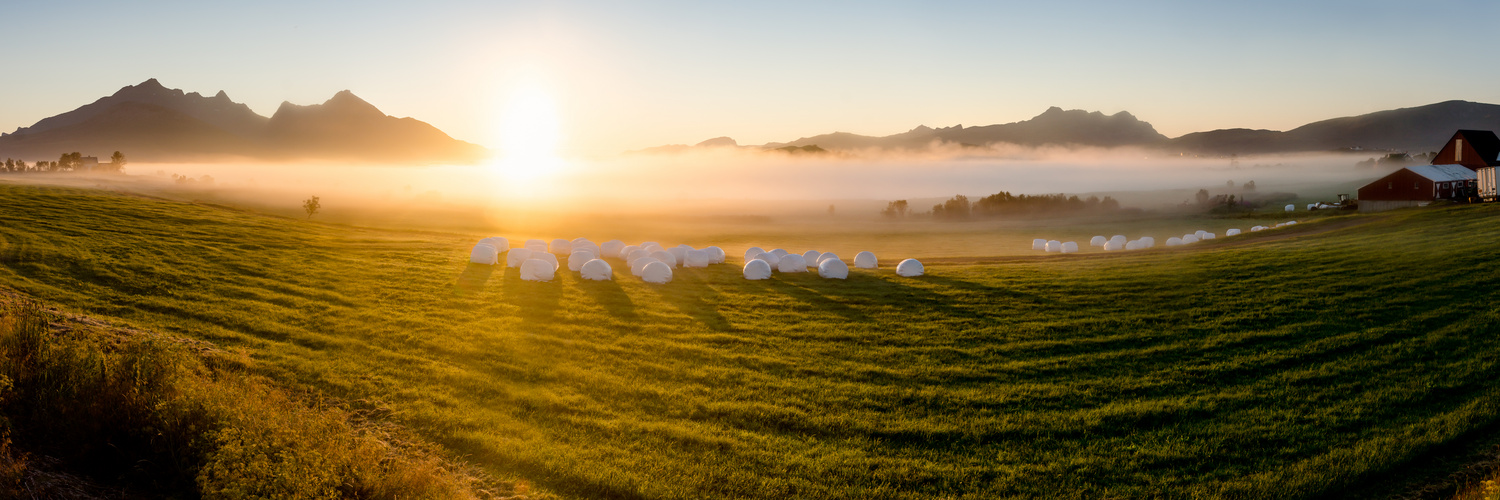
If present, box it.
[740,247,924,279]
[468,236,732,284]
[1033,220,1302,254]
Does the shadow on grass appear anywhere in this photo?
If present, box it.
[577,269,638,321]
[501,266,563,324]
[453,263,495,295]
[654,267,732,331]
[751,271,877,324]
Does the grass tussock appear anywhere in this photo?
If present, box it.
[0,299,532,499]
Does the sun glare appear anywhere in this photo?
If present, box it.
[491,81,566,197]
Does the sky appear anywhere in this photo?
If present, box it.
[4,0,1500,155]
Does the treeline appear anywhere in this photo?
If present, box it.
[1,151,126,173]
[884,192,1124,219]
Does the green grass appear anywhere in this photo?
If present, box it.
[0,181,1495,498]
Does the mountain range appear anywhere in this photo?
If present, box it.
[0,79,487,164]
[652,100,1500,156]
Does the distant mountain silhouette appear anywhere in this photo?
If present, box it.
[0,79,488,164]
[641,101,1500,156]
[762,107,1167,151]
[1166,100,1500,154]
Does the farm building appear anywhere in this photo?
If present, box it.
[1431,130,1500,171]
[1357,164,1476,212]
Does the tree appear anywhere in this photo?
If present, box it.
[303,196,321,219]
[1195,188,1210,205]
[942,195,971,219]
[1100,196,1120,210]
[882,200,910,218]
[1242,180,1256,191]
[110,151,127,173]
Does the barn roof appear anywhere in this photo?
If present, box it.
[1453,130,1500,166]
[1408,164,1477,182]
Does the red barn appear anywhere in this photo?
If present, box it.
[1358,164,1476,212]
[1431,130,1500,171]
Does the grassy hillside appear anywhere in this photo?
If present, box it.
[0,181,1496,498]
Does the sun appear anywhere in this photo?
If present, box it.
[491,81,566,194]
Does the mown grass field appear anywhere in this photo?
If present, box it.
[0,181,1496,498]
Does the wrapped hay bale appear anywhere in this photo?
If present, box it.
[1124,240,1142,251]
[818,258,849,279]
[770,248,789,257]
[641,261,673,284]
[743,259,773,280]
[1226,228,1241,236]
[1090,236,1106,247]
[1165,237,1182,246]
[669,245,691,263]
[525,239,548,253]
[684,249,711,268]
[1285,220,1297,226]
[802,250,822,266]
[854,251,878,269]
[618,245,642,260]
[1103,240,1123,251]
[1284,204,1295,212]
[568,251,594,271]
[479,237,509,252]
[642,243,666,254]
[580,259,612,281]
[896,259,924,277]
[778,254,808,273]
[650,250,678,267]
[706,246,726,264]
[1062,241,1079,253]
[631,257,659,277]
[744,247,766,261]
[817,253,840,266]
[470,244,499,265]
[550,239,572,256]
[640,241,661,251]
[1141,237,1156,247]
[759,251,782,268]
[531,252,559,271]
[574,242,601,259]
[519,258,555,281]
[1182,234,1199,244]
[626,249,651,266]
[1110,235,1127,245]
[1202,232,1216,240]
[1045,240,1062,252]
[571,237,592,247]
[506,248,534,267]
[1195,230,1208,239]
[1251,226,1265,232]
[601,240,625,258]
[1032,238,1047,250]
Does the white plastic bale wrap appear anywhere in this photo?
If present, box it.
[1307,203,1316,210]
[668,246,689,263]
[759,251,782,268]
[506,248,533,267]
[817,259,849,279]
[1285,204,1295,212]
[1285,221,1297,226]
[525,239,547,253]
[778,254,808,273]
[568,251,594,271]
[626,249,651,266]
[469,244,499,265]
[1226,229,1241,236]
[631,257,659,277]
[479,237,509,252]
[1202,233,1216,240]
[705,246,726,264]
[1045,240,1062,252]
[1141,237,1156,247]
[640,242,661,251]
[601,240,625,258]
[684,249,711,268]
[570,237,591,247]
[1103,240,1124,251]
[641,261,673,284]
[1251,226,1265,232]
[519,258,556,281]
[817,253,840,266]
[1182,234,1199,244]
[854,251,878,269]
[641,244,665,255]
[531,252,559,271]
[770,249,789,257]
[896,259,924,277]
[580,259,612,280]
[743,259,773,280]
[1090,236,1106,247]
[618,245,641,260]
[744,247,766,261]
[802,250,822,266]
[550,239,572,256]
[1110,235,1127,245]
[574,242,601,260]
[650,250,678,267]
[1166,237,1183,246]
[1195,230,1208,239]
[1061,241,1079,253]
[1032,239,1047,250]
[1124,240,1141,251]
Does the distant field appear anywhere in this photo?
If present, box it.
[0,181,1495,498]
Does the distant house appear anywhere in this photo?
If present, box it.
[1431,130,1500,171]
[79,156,98,171]
[1357,164,1476,212]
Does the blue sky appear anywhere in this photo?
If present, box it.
[3,0,1497,154]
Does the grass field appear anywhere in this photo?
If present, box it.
[0,180,1496,498]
